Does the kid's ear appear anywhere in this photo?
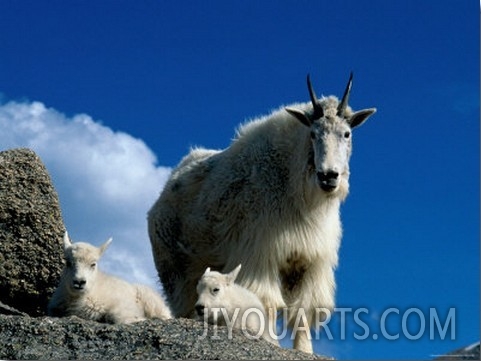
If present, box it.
[228,264,242,283]
[99,237,113,255]
[63,231,72,250]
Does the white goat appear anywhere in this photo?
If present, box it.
[48,232,172,323]
[148,73,376,353]
[195,264,278,345]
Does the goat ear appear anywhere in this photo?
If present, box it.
[63,231,72,249]
[99,237,112,255]
[285,107,312,127]
[228,264,242,283]
[204,267,211,275]
[348,108,376,129]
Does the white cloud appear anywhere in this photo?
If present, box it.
[0,100,171,290]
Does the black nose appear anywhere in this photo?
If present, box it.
[73,279,86,289]
[317,171,339,191]
[317,170,339,181]
[195,304,205,316]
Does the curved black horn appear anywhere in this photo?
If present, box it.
[307,74,324,119]
[337,72,353,116]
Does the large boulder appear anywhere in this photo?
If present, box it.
[0,148,65,316]
[0,315,328,360]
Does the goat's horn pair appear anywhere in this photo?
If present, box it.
[309,72,353,119]
[337,72,353,116]
[287,73,354,124]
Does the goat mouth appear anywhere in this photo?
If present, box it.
[72,284,86,291]
[319,180,338,193]
[320,184,337,192]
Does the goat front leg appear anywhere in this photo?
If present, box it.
[292,263,335,354]
[290,307,313,353]
[293,327,313,354]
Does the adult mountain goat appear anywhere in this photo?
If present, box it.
[148,73,376,353]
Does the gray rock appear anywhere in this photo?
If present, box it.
[0,148,65,316]
[434,341,480,360]
[0,315,330,360]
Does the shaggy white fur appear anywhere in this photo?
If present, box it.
[48,232,172,323]
[195,265,278,345]
[148,74,375,352]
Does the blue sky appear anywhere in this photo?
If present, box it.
[0,1,478,359]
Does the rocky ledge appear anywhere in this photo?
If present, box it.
[0,315,325,360]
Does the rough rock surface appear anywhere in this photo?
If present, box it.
[434,341,480,360]
[0,315,328,360]
[0,148,65,316]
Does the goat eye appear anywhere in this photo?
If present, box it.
[90,263,96,269]
[344,131,351,139]
[212,287,220,294]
